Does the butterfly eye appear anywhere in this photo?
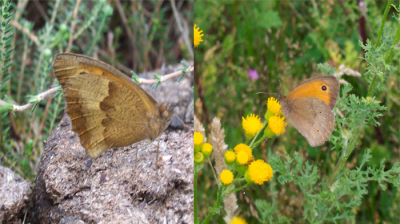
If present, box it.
[322,85,327,91]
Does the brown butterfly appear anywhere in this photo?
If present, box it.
[280,76,339,147]
[53,53,174,157]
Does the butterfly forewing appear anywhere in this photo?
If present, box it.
[286,76,339,110]
[54,53,157,113]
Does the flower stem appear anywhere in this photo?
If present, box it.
[375,0,393,48]
[250,120,267,148]
[226,182,252,194]
[201,186,224,224]
[327,125,363,188]
[194,168,199,224]
[385,22,400,63]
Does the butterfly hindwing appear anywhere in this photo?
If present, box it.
[64,73,152,157]
[283,97,335,147]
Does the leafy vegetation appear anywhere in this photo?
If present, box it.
[194,0,399,223]
[0,0,192,181]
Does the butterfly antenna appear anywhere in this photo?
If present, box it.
[156,136,160,169]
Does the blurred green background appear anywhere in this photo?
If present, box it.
[194,0,399,223]
[0,0,192,181]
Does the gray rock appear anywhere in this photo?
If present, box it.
[0,166,32,223]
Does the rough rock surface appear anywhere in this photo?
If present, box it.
[33,65,193,223]
[0,166,32,223]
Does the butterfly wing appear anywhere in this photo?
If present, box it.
[53,53,168,157]
[286,76,339,110]
[53,53,160,109]
[283,97,335,147]
[64,73,158,157]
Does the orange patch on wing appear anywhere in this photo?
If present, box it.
[286,80,332,106]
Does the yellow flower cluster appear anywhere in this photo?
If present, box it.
[194,132,212,164]
[234,144,252,157]
[264,97,287,137]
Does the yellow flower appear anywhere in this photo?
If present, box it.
[236,150,249,165]
[194,132,204,146]
[220,169,234,185]
[267,97,282,115]
[242,114,263,137]
[224,151,236,164]
[234,143,252,158]
[268,116,286,135]
[231,216,248,224]
[194,24,204,47]
[202,143,213,158]
[248,160,273,185]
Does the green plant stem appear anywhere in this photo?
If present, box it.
[226,182,252,194]
[327,125,364,188]
[368,0,393,97]
[232,177,245,184]
[194,167,199,224]
[375,0,393,48]
[88,13,108,55]
[201,186,224,224]
[49,93,62,132]
[250,121,267,148]
[252,135,267,148]
[385,24,400,63]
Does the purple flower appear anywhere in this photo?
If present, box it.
[248,69,259,81]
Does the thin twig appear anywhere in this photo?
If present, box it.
[10,20,40,48]
[115,0,135,69]
[115,0,134,40]
[33,0,48,20]
[3,66,193,112]
[15,0,29,20]
[170,0,193,59]
[98,49,136,74]
[17,40,29,104]
[8,0,28,98]
[5,87,59,112]
[28,0,61,139]
[66,0,81,52]
[33,93,53,147]
[138,66,194,84]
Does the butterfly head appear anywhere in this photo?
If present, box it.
[160,104,174,129]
